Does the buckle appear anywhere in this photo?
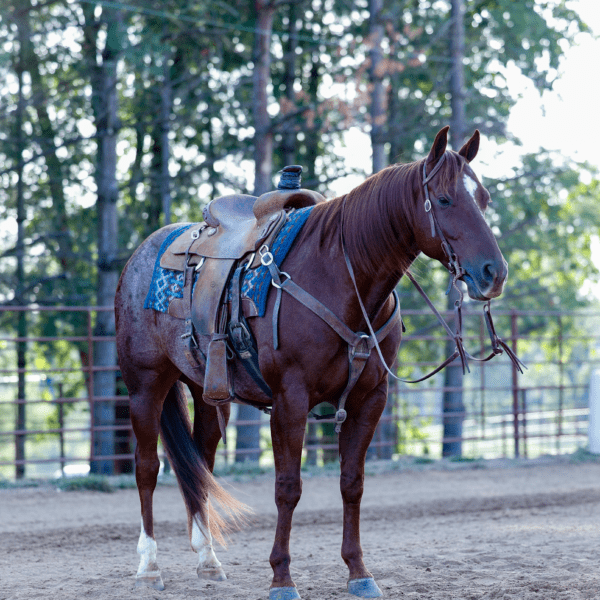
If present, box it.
[351,334,371,360]
[271,272,291,289]
[334,409,347,423]
[259,245,274,266]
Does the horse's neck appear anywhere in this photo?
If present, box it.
[294,198,416,328]
[340,193,418,319]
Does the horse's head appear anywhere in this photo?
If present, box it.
[415,126,507,301]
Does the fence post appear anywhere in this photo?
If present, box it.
[588,370,600,454]
[511,311,520,458]
[15,309,27,479]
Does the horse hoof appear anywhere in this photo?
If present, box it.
[135,573,165,591]
[197,565,227,581]
[347,577,382,598]
[269,586,301,600]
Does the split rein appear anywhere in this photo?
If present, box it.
[343,154,525,386]
[256,154,524,431]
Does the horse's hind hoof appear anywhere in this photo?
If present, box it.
[197,565,227,581]
[347,577,382,598]
[269,586,301,600]
[135,573,165,591]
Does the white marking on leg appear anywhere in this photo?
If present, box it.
[191,511,222,570]
[463,173,478,202]
[137,519,160,577]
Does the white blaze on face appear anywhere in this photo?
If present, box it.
[463,173,478,203]
[137,519,159,576]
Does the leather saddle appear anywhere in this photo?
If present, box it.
[159,166,325,405]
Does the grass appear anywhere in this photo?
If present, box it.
[0,478,41,490]
[54,475,115,492]
[569,447,600,463]
[413,456,435,465]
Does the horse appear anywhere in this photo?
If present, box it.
[114,126,508,599]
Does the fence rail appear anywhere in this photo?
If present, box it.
[1,305,598,479]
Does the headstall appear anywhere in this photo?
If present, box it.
[258,155,524,433]
[342,153,525,385]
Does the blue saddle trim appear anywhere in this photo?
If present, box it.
[241,206,314,317]
[144,206,314,316]
[144,224,193,313]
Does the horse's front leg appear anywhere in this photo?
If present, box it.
[338,382,387,598]
[268,395,308,600]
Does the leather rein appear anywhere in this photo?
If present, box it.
[342,153,525,386]
[257,153,523,432]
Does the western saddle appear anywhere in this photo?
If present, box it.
[159,166,325,408]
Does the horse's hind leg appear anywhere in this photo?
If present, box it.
[128,370,178,590]
[186,380,230,581]
[338,383,387,598]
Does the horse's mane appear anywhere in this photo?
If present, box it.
[301,151,466,276]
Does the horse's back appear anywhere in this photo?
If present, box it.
[116,224,189,310]
[115,224,192,371]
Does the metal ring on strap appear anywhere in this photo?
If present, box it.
[271,272,291,289]
[259,245,274,266]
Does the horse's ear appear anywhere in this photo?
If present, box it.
[458,130,480,163]
[427,126,449,165]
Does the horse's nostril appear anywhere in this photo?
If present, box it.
[482,262,496,285]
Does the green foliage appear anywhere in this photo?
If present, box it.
[0,0,598,468]
[54,475,114,492]
[396,400,432,455]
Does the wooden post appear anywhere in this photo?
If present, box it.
[511,312,520,458]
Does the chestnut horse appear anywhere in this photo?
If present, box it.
[115,126,507,599]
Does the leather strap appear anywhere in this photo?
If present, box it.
[422,153,446,238]
[228,263,273,398]
[261,250,400,432]
[265,258,399,349]
[338,151,525,385]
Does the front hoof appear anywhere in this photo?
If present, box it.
[347,577,382,598]
[269,586,301,600]
[197,565,227,581]
[135,573,165,591]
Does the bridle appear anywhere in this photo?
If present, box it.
[342,152,525,384]
[258,154,524,433]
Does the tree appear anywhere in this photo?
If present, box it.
[80,2,125,474]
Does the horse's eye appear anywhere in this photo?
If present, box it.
[438,196,451,207]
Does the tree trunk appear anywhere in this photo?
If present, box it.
[442,0,467,458]
[236,0,276,463]
[303,53,321,183]
[14,12,27,478]
[367,0,393,459]
[252,0,275,195]
[18,0,73,272]
[84,6,123,474]
[281,2,298,167]
[160,49,172,225]
[369,0,386,175]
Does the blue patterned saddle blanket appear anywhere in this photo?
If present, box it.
[144,206,314,318]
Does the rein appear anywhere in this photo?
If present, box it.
[341,154,525,385]
[258,155,524,432]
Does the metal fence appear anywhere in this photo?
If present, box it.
[1,305,598,479]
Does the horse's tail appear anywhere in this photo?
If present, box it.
[159,381,249,546]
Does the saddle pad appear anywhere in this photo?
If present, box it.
[144,224,194,313]
[144,206,314,316]
[240,205,314,317]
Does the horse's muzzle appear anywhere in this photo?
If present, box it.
[463,258,508,300]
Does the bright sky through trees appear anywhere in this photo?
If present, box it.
[332,0,599,195]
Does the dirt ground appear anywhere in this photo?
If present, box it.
[1,458,600,600]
